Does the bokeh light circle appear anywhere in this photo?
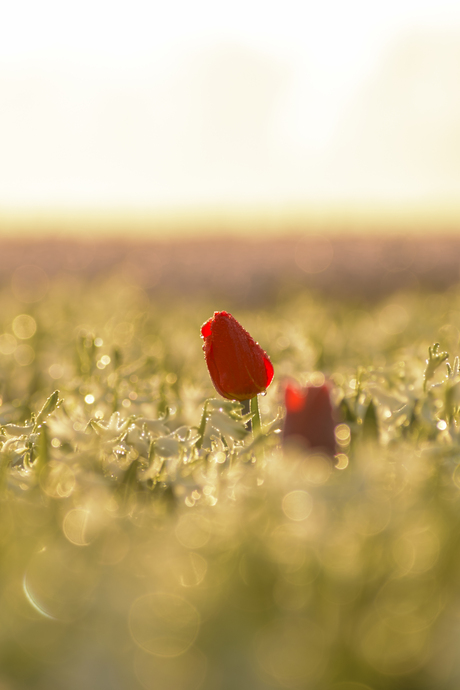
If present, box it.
[129,592,200,657]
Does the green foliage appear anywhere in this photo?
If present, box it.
[1,277,460,688]
[424,342,449,391]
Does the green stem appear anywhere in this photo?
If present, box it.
[250,395,261,438]
[196,400,209,450]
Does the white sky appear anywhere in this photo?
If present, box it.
[1,0,460,212]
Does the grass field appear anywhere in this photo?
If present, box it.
[1,237,460,689]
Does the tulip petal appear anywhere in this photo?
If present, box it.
[264,356,274,388]
[285,383,305,412]
[201,320,212,338]
[283,381,336,456]
[201,311,274,401]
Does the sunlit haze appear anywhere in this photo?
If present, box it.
[1,0,460,235]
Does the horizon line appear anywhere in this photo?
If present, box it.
[1,202,460,238]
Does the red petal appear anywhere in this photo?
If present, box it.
[201,319,212,338]
[264,356,274,388]
[285,383,305,412]
[283,382,336,456]
[201,311,274,400]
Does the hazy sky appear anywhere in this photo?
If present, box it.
[1,0,460,215]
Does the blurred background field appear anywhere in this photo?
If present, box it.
[2,232,460,306]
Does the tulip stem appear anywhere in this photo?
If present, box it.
[196,400,209,450]
[250,395,261,438]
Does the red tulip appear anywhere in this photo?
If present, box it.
[283,381,336,456]
[201,311,274,401]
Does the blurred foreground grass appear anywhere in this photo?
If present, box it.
[1,267,460,689]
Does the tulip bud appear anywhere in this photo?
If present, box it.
[201,311,274,401]
[282,381,336,457]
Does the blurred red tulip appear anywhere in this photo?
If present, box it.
[283,381,336,456]
[201,311,274,401]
